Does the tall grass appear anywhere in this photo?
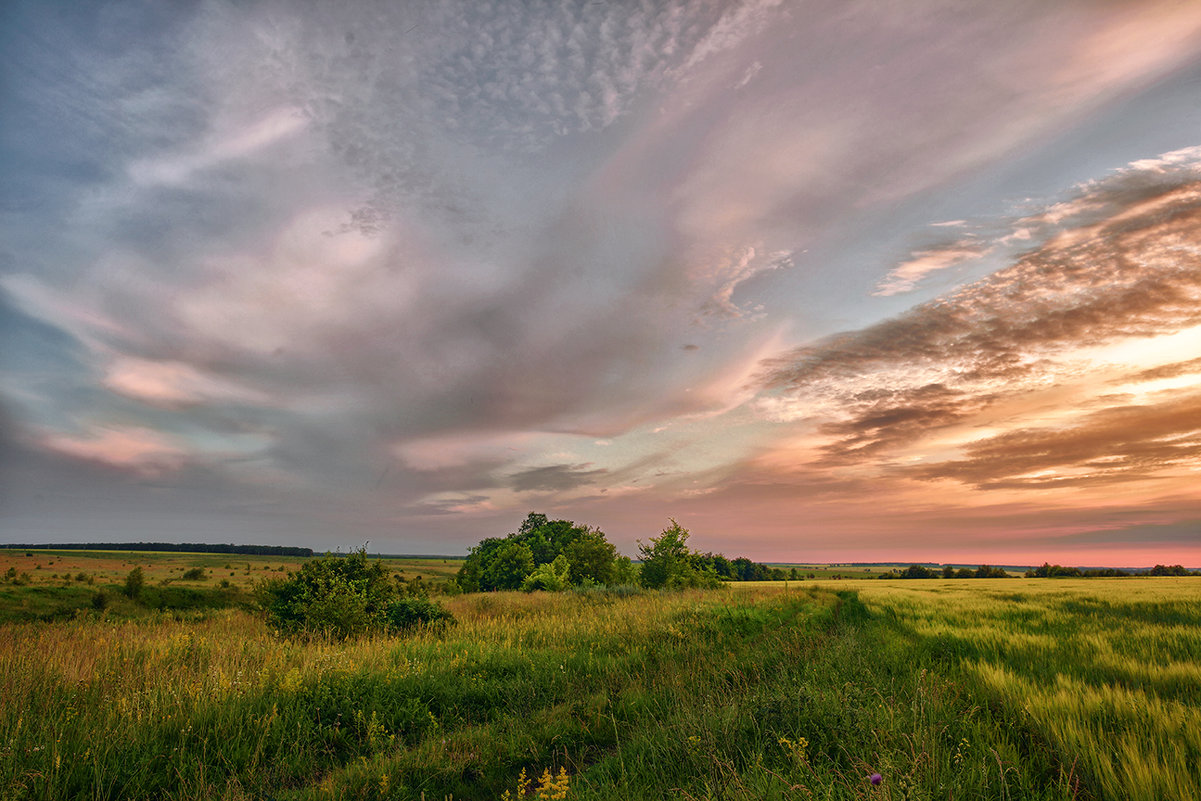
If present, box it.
[855,578,1201,801]
[1,578,1197,799]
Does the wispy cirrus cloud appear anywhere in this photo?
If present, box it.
[872,241,990,296]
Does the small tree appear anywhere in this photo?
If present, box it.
[638,520,722,590]
[122,567,145,599]
[563,529,617,585]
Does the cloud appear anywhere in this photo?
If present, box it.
[7,1,1201,554]
[873,241,990,296]
[37,425,190,475]
[509,463,608,493]
[1119,357,1201,384]
[127,106,307,187]
[698,246,793,319]
[911,391,1201,489]
[758,145,1201,472]
[103,356,269,408]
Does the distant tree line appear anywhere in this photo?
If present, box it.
[456,513,790,592]
[1024,563,1199,578]
[880,562,1200,579]
[881,564,1012,579]
[0,542,314,557]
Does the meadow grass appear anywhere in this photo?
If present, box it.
[0,550,463,591]
[0,572,1197,799]
[852,578,1201,801]
[0,551,464,624]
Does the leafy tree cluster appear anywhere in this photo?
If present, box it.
[1020,563,1199,578]
[458,514,799,593]
[456,513,634,592]
[1147,564,1197,576]
[256,549,453,639]
[637,520,726,589]
[1024,563,1132,578]
[881,564,1012,579]
[1,542,314,557]
[693,552,792,582]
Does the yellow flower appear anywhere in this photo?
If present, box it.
[534,767,570,800]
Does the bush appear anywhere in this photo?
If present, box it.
[91,590,109,611]
[384,597,455,629]
[256,549,454,639]
[181,567,206,581]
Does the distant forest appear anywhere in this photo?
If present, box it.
[1,542,314,557]
[884,562,1199,579]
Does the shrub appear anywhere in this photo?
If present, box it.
[384,597,455,629]
[256,549,453,639]
[182,567,206,581]
[91,590,109,611]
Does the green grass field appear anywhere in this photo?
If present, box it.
[0,553,1197,800]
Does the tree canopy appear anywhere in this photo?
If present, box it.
[637,520,724,590]
[456,512,624,592]
[457,512,793,593]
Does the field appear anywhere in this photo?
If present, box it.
[0,551,462,624]
[0,553,1198,800]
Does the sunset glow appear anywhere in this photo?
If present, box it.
[3,0,1201,565]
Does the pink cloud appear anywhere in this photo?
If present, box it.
[39,426,190,475]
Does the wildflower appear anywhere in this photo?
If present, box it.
[870,772,883,785]
[534,767,570,800]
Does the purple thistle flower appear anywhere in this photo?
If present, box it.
[870,773,883,786]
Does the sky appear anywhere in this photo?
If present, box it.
[3,0,1201,566]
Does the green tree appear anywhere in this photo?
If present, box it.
[611,555,638,585]
[457,513,625,591]
[483,541,535,590]
[563,529,617,585]
[522,554,572,592]
[638,520,721,590]
[122,567,145,599]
